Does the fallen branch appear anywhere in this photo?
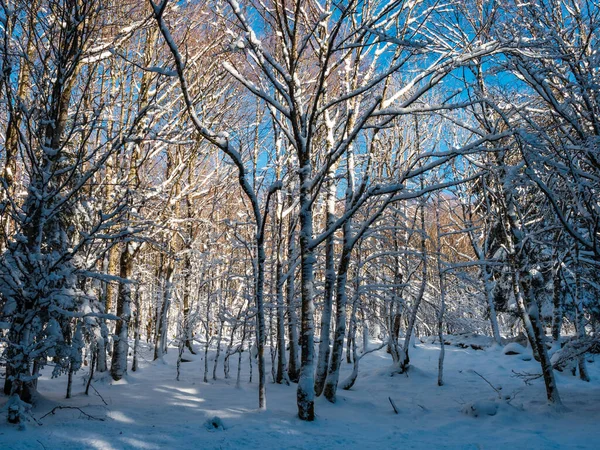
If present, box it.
[40,406,105,422]
[552,337,600,370]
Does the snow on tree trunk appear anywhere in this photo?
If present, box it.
[182,154,197,354]
[551,263,563,342]
[155,260,174,361]
[275,225,290,385]
[483,265,502,345]
[315,169,337,396]
[95,321,108,373]
[255,233,268,409]
[132,285,141,372]
[297,163,316,421]
[323,240,352,403]
[436,199,446,387]
[286,212,301,383]
[515,270,563,406]
[399,199,427,373]
[111,243,135,381]
[573,250,590,382]
[213,317,224,381]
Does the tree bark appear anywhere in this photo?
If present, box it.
[286,213,301,383]
[315,170,337,396]
[110,242,135,381]
[323,238,352,403]
[297,161,316,421]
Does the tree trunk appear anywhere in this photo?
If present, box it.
[182,154,197,353]
[286,220,301,383]
[297,163,316,421]
[255,235,268,409]
[399,202,427,373]
[275,231,290,384]
[154,257,173,361]
[516,271,563,406]
[132,284,141,372]
[483,264,502,345]
[436,200,446,387]
[573,250,590,382]
[323,240,352,403]
[110,242,136,381]
[315,170,337,396]
[551,263,563,341]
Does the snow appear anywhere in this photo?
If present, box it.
[502,342,534,361]
[503,342,528,355]
[461,400,499,417]
[1,340,599,449]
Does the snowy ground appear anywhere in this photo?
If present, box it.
[1,339,599,449]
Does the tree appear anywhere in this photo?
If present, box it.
[0,0,149,421]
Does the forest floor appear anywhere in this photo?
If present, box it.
[1,337,599,449]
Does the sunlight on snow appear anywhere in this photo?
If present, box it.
[120,437,161,449]
[107,411,135,424]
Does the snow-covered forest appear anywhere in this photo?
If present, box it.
[1,0,599,448]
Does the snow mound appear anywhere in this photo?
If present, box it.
[462,400,499,417]
[204,416,225,431]
[502,342,532,361]
[503,342,526,355]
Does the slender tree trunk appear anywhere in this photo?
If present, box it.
[515,270,563,405]
[315,170,337,396]
[551,263,563,342]
[297,161,316,421]
[203,280,213,383]
[573,249,590,382]
[110,242,136,381]
[323,240,352,403]
[436,200,446,386]
[182,155,197,353]
[161,262,175,355]
[483,265,502,345]
[132,284,141,372]
[66,365,74,399]
[287,220,301,383]
[399,201,427,373]
[275,232,290,384]
[154,257,173,361]
[512,271,540,361]
[255,232,268,409]
[340,283,370,392]
[388,247,403,363]
[213,315,224,380]
[237,311,247,389]
[105,248,120,316]
[95,323,107,373]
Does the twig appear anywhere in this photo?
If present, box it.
[357,342,387,362]
[389,397,399,414]
[85,351,97,396]
[90,383,108,406]
[511,369,543,385]
[472,370,502,397]
[39,406,105,421]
